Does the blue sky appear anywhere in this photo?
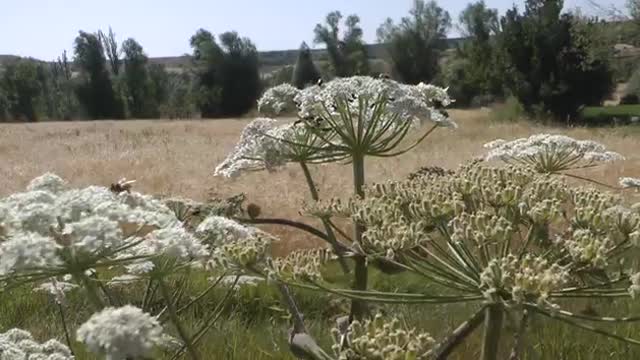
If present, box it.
[0,0,627,60]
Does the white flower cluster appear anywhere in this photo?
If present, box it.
[195,215,255,246]
[0,328,73,360]
[213,118,298,178]
[260,76,454,127]
[484,134,623,172]
[0,174,254,284]
[620,177,640,189]
[256,83,300,116]
[76,305,164,360]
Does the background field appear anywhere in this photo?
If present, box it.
[2,108,640,253]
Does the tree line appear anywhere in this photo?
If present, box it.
[1,0,637,123]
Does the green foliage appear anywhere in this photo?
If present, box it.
[263,65,294,89]
[377,0,451,84]
[292,42,321,89]
[74,31,124,119]
[161,72,196,119]
[490,96,526,122]
[190,29,261,117]
[314,11,369,77]
[499,0,614,121]
[1,59,43,121]
[444,1,502,106]
[122,38,161,118]
[581,105,640,124]
[98,27,121,76]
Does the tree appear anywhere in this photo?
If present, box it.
[314,11,369,77]
[189,29,261,117]
[74,31,123,119]
[443,1,502,106]
[377,0,451,84]
[99,27,121,75]
[499,0,613,121]
[190,29,224,117]
[122,38,158,118]
[292,42,320,89]
[219,31,261,116]
[1,59,43,121]
[50,50,80,120]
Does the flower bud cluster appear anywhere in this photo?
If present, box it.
[480,254,568,304]
[268,248,331,282]
[210,234,272,272]
[332,313,435,360]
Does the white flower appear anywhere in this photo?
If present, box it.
[620,177,640,189]
[63,215,123,253]
[76,305,164,360]
[483,134,623,172]
[35,280,78,304]
[0,233,61,275]
[195,216,254,246]
[140,226,210,260]
[0,329,72,359]
[257,83,300,115]
[26,173,67,194]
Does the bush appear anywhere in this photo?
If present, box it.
[621,93,640,105]
[491,96,526,122]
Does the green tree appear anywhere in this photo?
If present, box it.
[162,72,196,119]
[50,50,80,120]
[122,38,158,118]
[314,11,369,77]
[189,29,261,117]
[499,0,613,120]
[1,59,43,121]
[74,31,123,119]
[190,29,224,117]
[292,42,321,89]
[99,27,121,75]
[219,31,261,116]
[444,1,502,106]
[377,0,451,84]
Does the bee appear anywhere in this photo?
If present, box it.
[378,73,391,80]
[110,178,136,194]
[317,78,324,87]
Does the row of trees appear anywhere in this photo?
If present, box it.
[301,0,621,121]
[1,0,636,123]
[0,27,262,122]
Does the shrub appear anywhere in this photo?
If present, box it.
[491,96,526,122]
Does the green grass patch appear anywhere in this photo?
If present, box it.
[581,105,640,119]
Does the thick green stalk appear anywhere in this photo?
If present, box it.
[75,272,104,310]
[158,279,201,360]
[481,304,504,360]
[299,161,350,274]
[349,153,368,321]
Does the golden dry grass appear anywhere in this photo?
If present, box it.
[2,109,640,253]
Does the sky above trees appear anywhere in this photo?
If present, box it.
[0,0,626,60]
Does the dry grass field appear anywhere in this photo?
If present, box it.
[2,109,640,254]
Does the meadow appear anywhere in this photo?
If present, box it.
[3,106,640,359]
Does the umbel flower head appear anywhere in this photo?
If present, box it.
[76,305,164,360]
[0,173,214,289]
[216,76,454,178]
[332,313,435,360]
[483,134,623,173]
[0,328,73,360]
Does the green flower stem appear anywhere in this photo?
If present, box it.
[158,278,201,360]
[75,272,104,310]
[56,302,75,357]
[350,153,369,321]
[299,161,351,274]
[430,305,487,360]
[481,303,504,360]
